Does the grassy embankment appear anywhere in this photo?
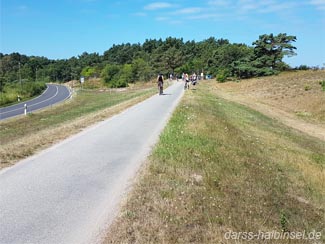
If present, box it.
[0,82,47,106]
[0,83,156,168]
[105,81,324,243]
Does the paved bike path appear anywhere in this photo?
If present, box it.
[0,82,184,244]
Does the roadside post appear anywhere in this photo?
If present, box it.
[24,104,27,115]
[80,76,85,89]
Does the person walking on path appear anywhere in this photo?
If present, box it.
[157,73,164,95]
[184,73,190,90]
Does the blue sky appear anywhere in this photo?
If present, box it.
[1,0,325,67]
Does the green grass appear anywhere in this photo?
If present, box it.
[105,83,324,243]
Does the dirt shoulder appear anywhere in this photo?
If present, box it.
[213,70,325,141]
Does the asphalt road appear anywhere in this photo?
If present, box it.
[0,82,184,244]
[0,84,71,120]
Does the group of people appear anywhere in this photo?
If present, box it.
[182,72,198,90]
[157,72,201,95]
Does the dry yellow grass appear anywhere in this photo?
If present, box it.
[214,70,325,140]
[216,70,325,123]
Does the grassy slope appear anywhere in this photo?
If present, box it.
[215,70,325,124]
[0,82,47,107]
[105,82,324,243]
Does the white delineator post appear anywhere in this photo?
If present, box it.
[24,104,27,115]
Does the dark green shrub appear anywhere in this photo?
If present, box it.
[24,82,47,97]
[304,85,311,91]
[297,65,309,70]
[319,80,325,91]
[216,69,229,83]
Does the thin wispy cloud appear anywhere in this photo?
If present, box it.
[208,0,231,7]
[17,5,29,11]
[138,0,303,25]
[205,0,298,18]
[236,0,297,14]
[309,0,325,10]
[169,20,183,25]
[144,2,173,10]
[237,0,257,11]
[155,16,169,21]
[154,15,183,25]
[186,13,224,20]
[174,7,202,14]
[133,12,147,17]
[257,1,296,13]
[12,4,31,16]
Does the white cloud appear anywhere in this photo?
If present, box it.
[155,16,169,21]
[142,0,302,25]
[258,1,296,13]
[134,12,147,16]
[13,4,31,16]
[237,0,297,14]
[155,16,183,25]
[17,5,29,12]
[208,0,231,7]
[238,0,257,10]
[144,2,173,10]
[186,13,224,20]
[174,7,202,14]
[309,0,325,10]
[237,0,263,12]
[168,19,183,25]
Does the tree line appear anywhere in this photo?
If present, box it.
[1,33,298,89]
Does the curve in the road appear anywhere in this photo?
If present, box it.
[0,84,71,120]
